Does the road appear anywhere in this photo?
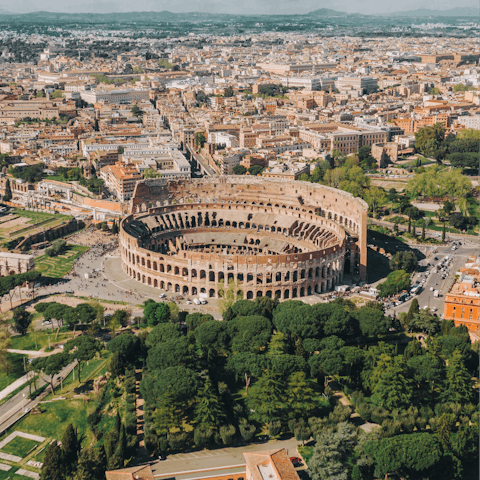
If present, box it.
[0,361,77,436]
[186,145,216,176]
[385,242,475,317]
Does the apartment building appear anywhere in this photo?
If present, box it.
[443,257,480,340]
[336,76,378,94]
[81,88,149,104]
[100,163,143,202]
[456,115,480,130]
[240,128,258,148]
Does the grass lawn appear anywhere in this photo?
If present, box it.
[13,209,71,223]
[44,355,109,399]
[10,331,73,352]
[298,446,314,466]
[34,245,89,278]
[0,467,19,480]
[0,436,39,458]
[0,353,27,392]
[12,400,93,441]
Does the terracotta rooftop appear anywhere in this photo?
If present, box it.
[105,464,155,480]
[244,448,300,480]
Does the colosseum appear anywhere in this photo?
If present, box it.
[119,177,368,300]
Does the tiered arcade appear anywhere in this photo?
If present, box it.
[120,177,368,300]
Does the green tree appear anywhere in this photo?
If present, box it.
[61,424,79,476]
[248,165,264,176]
[405,297,420,328]
[4,178,12,201]
[107,333,141,371]
[218,278,243,315]
[287,371,316,419]
[73,446,106,480]
[309,422,357,480]
[13,307,32,335]
[363,433,442,479]
[377,270,411,297]
[194,377,225,429]
[246,370,286,424]
[195,132,206,148]
[0,327,12,376]
[41,443,65,480]
[51,89,64,99]
[232,165,247,175]
[31,353,69,395]
[441,350,474,404]
[370,355,412,410]
[354,307,391,337]
[63,336,102,383]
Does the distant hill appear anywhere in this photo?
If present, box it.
[0,10,212,21]
[307,8,350,16]
[391,7,480,16]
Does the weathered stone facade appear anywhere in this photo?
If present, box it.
[120,177,368,299]
[0,252,34,276]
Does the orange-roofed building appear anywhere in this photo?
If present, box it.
[106,464,155,480]
[106,448,300,480]
[245,449,300,480]
[100,162,143,202]
[443,257,480,341]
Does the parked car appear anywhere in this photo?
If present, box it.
[290,457,303,467]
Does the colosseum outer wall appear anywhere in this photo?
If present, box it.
[120,177,367,299]
[129,177,368,280]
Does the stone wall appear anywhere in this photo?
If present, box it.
[16,219,86,251]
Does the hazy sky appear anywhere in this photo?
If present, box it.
[1,0,477,15]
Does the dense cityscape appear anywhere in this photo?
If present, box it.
[0,7,477,480]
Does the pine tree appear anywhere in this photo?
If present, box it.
[371,355,412,410]
[4,179,12,202]
[61,424,79,476]
[73,447,105,480]
[441,350,474,404]
[442,222,446,242]
[41,443,65,480]
[194,377,225,429]
[116,424,126,462]
[405,298,420,328]
[115,410,121,433]
[421,222,425,241]
[408,217,411,234]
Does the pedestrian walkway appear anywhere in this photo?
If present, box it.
[0,372,35,402]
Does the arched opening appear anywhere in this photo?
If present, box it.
[247,291,254,299]
[183,286,189,294]
[209,288,216,298]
